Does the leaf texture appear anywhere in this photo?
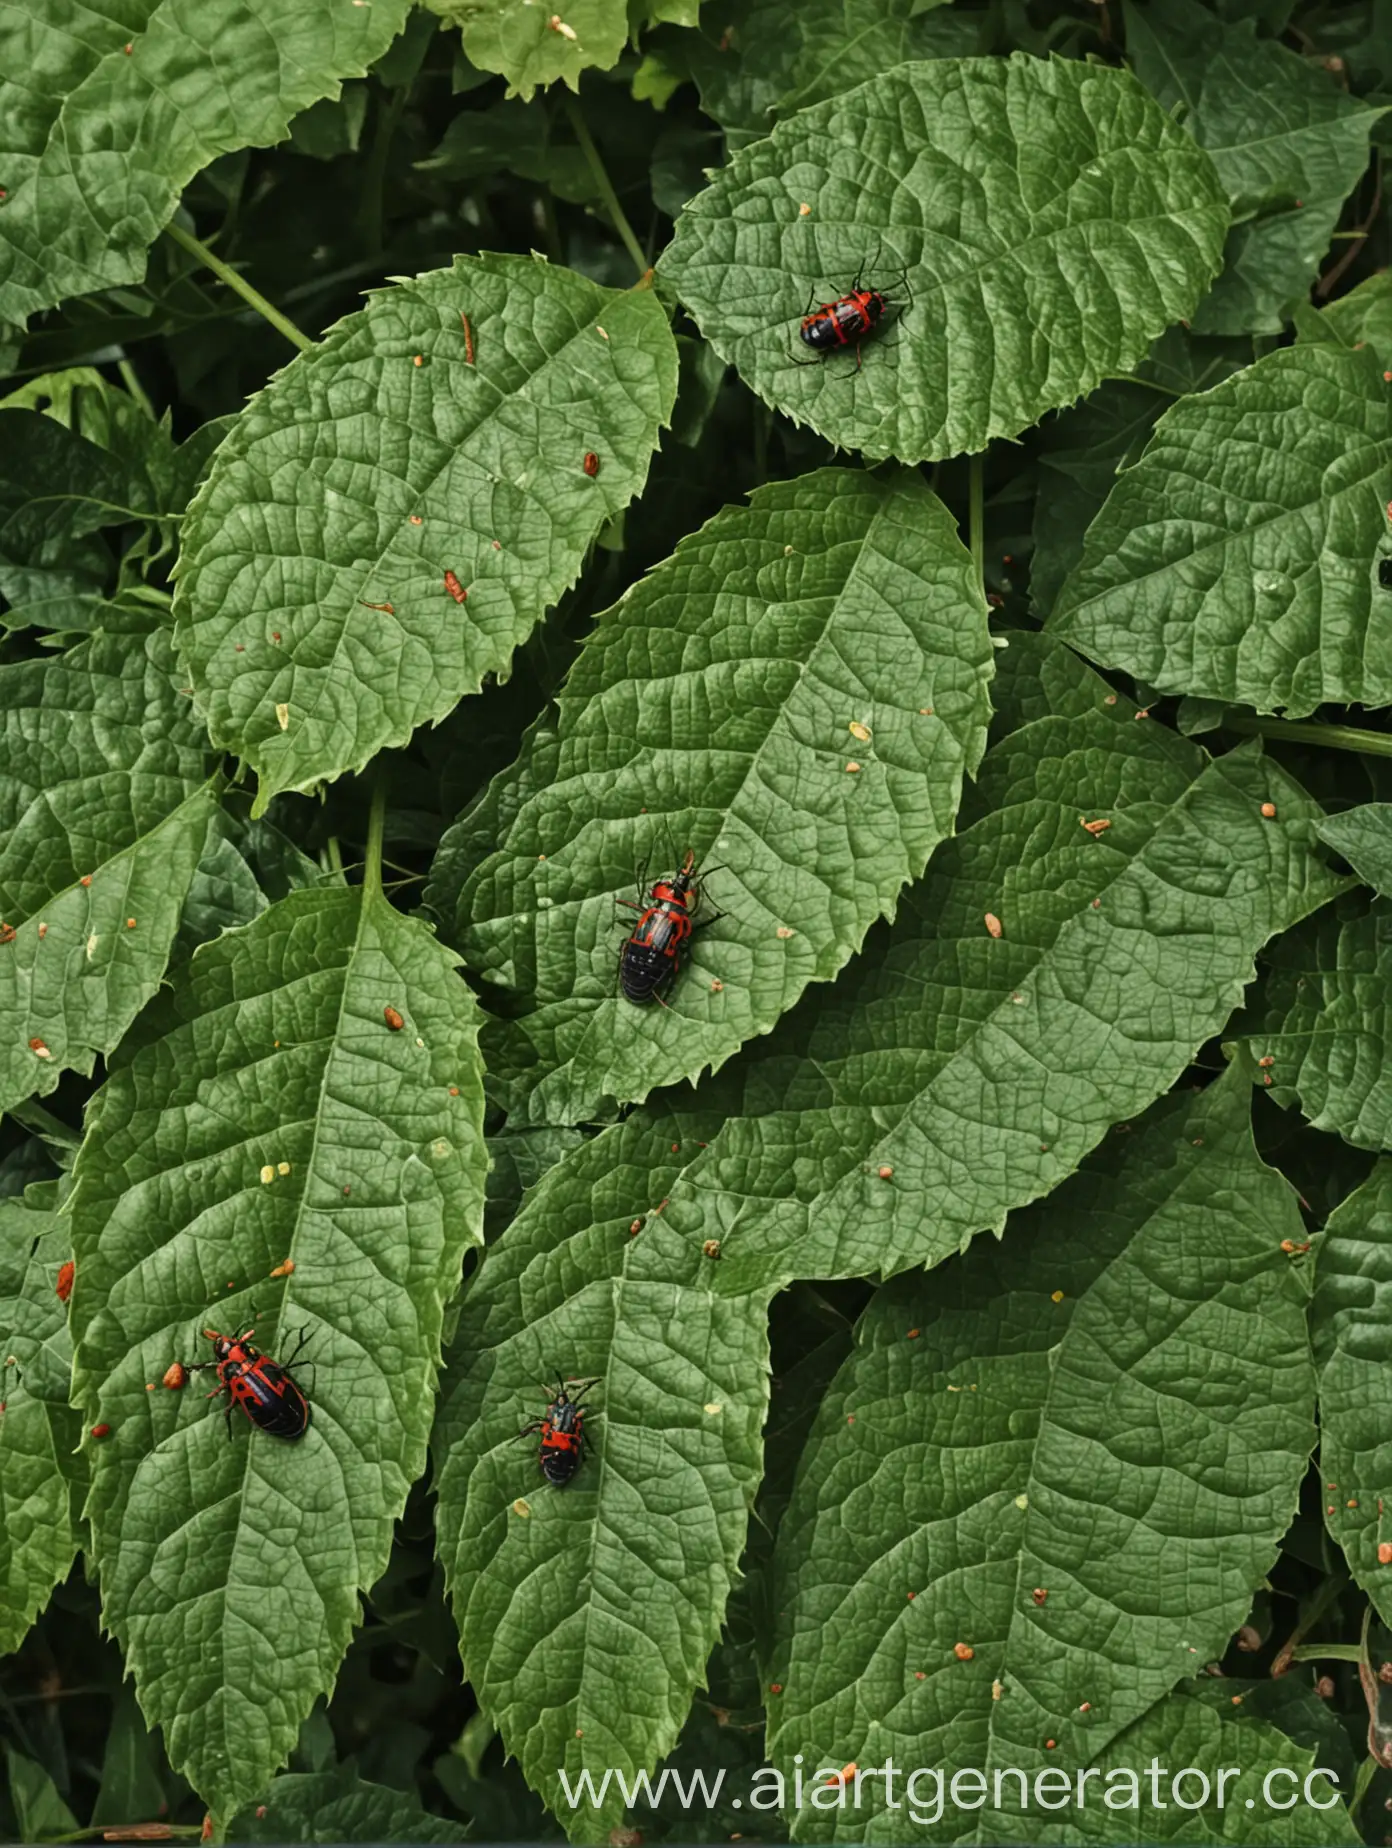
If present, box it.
[424,0,629,100]
[0,1184,84,1656]
[767,1068,1315,1840]
[1049,344,1392,717]
[1311,1160,1392,1626]
[0,0,412,326]
[68,886,488,1816]
[175,255,678,810]
[658,56,1228,463]
[432,1110,769,1839]
[428,467,993,1124]
[0,629,218,1111]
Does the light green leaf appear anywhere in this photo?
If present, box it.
[0,0,411,326]
[1049,344,1392,717]
[1317,805,1392,897]
[656,718,1343,1292]
[994,1683,1356,1844]
[1311,1160,1392,1626]
[432,1109,768,1839]
[658,56,1228,463]
[226,1768,465,1842]
[1124,0,1383,335]
[687,0,982,150]
[1244,895,1392,1151]
[767,1067,1315,1841]
[423,0,628,101]
[175,255,678,812]
[0,629,219,1112]
[68,885,488,1817]
[0,1186,83,1657]
[428,467,993,1125]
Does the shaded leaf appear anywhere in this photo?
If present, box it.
[1125,0,1383,335]
[0,0,411,325]
[1049,344,1392,717]
[0,629,219,1112]
[1246,895,1392,1150]
[175,255,678,812]
[4,1744,79,1843]
[1318,804,1392,897]
[687,0,983,150]
[92,1688,168,1830]
[227,1766,464,1842]
[767,1068,1315,1837]
[428,467,993,1125]
[659,56,1228,463]
[1311,1159,1392,1626]
[0,1184,83,1657]
[432,1109,768,1839]
[68,885,488,1817]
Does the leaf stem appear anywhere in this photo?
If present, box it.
[564,96,648,281]
[164,220,314,354]
[362,83,410,258]
[364,778,388,900]
[968,452,984,588]
[1220,711,1392,761]
[116,358,156,420]
[6,1098,80,1147]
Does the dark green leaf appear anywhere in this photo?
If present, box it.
[226,1766,464,1842]
[1318,805,1392,897]
[659,57,1228,463]
[429,466,992,1125]
[69,885,488,1816]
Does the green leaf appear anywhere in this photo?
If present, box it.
[92,1688,168,1830]
[658,57,1228,464]
[1296,269,1392,373]
[423,0,628,101]
[432,1109,769,1839]
[0,409,126,627]
[656,719,1343,1292]
[993,1682,1356,1844]
[4,1744,79,1843]
[0,629,220,1112]
[0,0,412,326]
[1318,805,1392,897]
[687,0,983,150]
[226,1767,464,1842]
[767,1066,1316,1838]
[1124,0,1383,336]
[418,106,600,204]
[175,255,678,812]
[68,885,488,1817]
[0,1187,83,1657]
[1311,1159,1392,1626]
[1244,895,1392,1151]
[1049,344,1392,718]
[428,466,993,1125]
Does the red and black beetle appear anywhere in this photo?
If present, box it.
[190,1323,312,1442]
[616,849,718,1006]
[796,255,910,371]
[519,1377,600,1487]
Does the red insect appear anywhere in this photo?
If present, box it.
[189,1324,312,1442]
[796,254,910,371]
[583,452,600,477]
[383,1005,405,1031]
[56,1259,75,1303]
[519,1377,600,1487]
[444,571,467,604]
[616,849,720,1006]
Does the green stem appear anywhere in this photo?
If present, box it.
[116,357,155,419]
[164,220,313,354]
[361,83,409,257]
[1286,1642,1364,1663]
[968,452,985,589]
[364,779,388,900]
[324,835,345,881]
[1220,711,1392,761]
[564,95,648,281]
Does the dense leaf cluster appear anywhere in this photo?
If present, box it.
[2,1,1392,1844]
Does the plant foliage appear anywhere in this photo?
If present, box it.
[3,3,1392,1846]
